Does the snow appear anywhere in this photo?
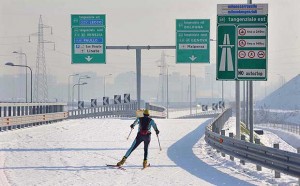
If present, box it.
[256,125,300,150]
[0,115,298,185]
[194,117,299,185]
[254,74,300,128]
[222,117,297,153]
[256,74,300,110]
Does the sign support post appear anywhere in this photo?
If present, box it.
[217,3,268,141]
[176,19,210,114]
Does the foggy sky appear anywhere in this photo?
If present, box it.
[0,0,299,87]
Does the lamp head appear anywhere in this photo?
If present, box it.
[5,62,14,66]
[80,75,90,79]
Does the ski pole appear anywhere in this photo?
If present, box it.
[156,134,162,151]
[126,128,133,140]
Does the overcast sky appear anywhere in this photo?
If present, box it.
[0,0,299,85]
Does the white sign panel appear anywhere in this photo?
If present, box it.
[217,4,268,15]
[238,50,266,59]
[238,69,266,78]
[238,27,266,37]
[179,44,207,50]
[74,44,103,54]
[238,39,266,48]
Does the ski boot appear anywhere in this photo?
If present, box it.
[117,156,126,166]
[143,159,148,168]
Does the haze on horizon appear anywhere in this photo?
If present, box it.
[0,0,299,102]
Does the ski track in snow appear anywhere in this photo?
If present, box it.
[0,116,297,185]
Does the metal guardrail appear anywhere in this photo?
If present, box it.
[145,102,166,118]
[176,110,222,119]
[205,108,300,178]
[0,101,166,131]
[0,112,68,131]
[68,102,138,119]
[0,103,65,117]
[0,103,67,131]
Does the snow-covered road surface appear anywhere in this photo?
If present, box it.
[0,118,255,186]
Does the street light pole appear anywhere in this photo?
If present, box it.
[166,67,169,119]
[73,82,87,109]
[68,74,79,108]
[222,81,224,102]
[190,63,192,115]
[104,74,112,97]
[12,51,28,102]
[205,72,213,103]
[158,64,174,118]
[195,76,197,105]
[5,62,33,103]
[78,75,90,102]
[29,66,32,103]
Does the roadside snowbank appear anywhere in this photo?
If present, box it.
[195,117,298,185]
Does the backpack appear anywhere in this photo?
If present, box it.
[139,117,152,135]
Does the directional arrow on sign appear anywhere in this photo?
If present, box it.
[85,56,93,62]
[189,55,197,61]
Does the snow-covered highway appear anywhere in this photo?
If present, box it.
[0,118,255,186]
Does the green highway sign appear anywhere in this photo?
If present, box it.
[71,14,106,64]
[217,25,236,80]
[217,4,268,81]
[176,19,210,63]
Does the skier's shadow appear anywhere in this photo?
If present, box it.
[167,119,255,186]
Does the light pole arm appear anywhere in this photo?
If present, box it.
[72,84,80,108]
[12,64,32,103]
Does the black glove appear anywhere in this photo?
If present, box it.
[155,129,160,135]
[130,124,134,129]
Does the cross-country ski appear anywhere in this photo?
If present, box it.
[106,164,126,171]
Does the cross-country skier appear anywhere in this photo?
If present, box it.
[117,109,160,168]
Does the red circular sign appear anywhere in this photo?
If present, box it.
[248,51,255,58]
[238,40,246,47]
[238,51,246,58]
[257,51,265,58]
[239,28,246,36]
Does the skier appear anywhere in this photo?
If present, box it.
[117,109,160,168]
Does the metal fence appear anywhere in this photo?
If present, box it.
[0,103,67,131]
[205,109,300,179]
[256,123,300,135]
[0,101,166,131]
[68,102,138,119]
[176,110,222,119]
